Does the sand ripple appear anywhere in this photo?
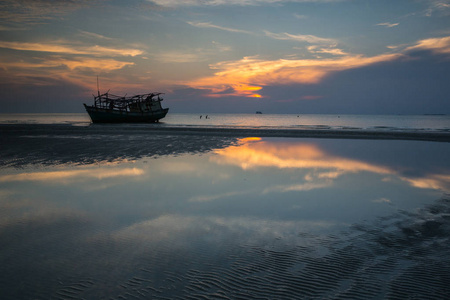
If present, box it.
[0,124,238,168]
[69,198,449,300]
[1,198,448,299]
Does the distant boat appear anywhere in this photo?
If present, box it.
[84,91,169,123]
[256,111,262,114]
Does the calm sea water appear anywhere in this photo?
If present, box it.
[0,113,449,132]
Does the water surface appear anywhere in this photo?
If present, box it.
[1,113,449,132]
[1,128,449,299]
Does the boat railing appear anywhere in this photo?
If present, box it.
[93,92,164,112]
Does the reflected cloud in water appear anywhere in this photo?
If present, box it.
[213,137,391,174]
[212,137,450,195]
[0,167,144,183]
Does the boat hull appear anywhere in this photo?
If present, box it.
[84,104,169,123]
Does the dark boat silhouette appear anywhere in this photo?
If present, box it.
[84,91,169,123]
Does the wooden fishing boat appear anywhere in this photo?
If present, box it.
[84,91,169,123]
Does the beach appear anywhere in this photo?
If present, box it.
[1,122,450,299]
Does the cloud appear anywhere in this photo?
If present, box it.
[265,31,346,57]
[180,53,402,97]
[307,45,348,56]
[187,21,253,34]
[423,0,450,16]
[0,41,143,57]
[0,168,144,183]
[0,0,93,26]
[149,0,344,8]
[0,54,136,94]
[263,181,332,194]
[212,139,392,175]
[54,57,135,71]
[153,51,206,63]
[293,13,308,19]
[77,30,115,41]
[112,214,339,249]
[405,36,450,55]
[151,42,232,63]
[0,40,142,89]
[188,190,250,202]
[1,57,134,72]
[265,31,337,45]
[373,197,392,204]
[376,22,400,28]
[401,174,450,193]
[179,35,450,98]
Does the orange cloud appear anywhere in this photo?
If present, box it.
[0,41,143,57]
[2,57,134,71]
[181,53,402,98]
[405,36,450,55]
[55,57,134,71]
[0,55,137,92]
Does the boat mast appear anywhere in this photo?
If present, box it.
[97,75,100,98]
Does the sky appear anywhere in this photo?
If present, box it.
[1,0,450,114]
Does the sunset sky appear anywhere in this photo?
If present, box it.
[1,0,450,113]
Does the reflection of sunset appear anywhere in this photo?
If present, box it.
[240,137,262,142]
[213,138,450,194]
[213,139,391,175]
[0,168,144,183]
[402,174,450,193]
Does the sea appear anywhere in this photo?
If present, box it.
[1,113,450,299]
[0,113,449,132]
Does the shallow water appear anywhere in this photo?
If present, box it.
[1,127,449,299]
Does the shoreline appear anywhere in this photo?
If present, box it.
[145,126,450,142]
[1,123,449,143]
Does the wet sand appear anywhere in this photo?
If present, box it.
[1,124,449,299]
[1,124,449,167]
